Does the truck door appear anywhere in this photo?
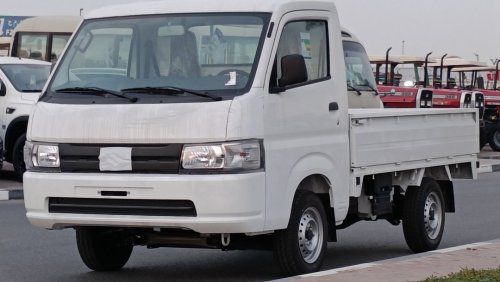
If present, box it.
[263,11,350,229]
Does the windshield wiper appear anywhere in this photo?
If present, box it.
[55,87,138,103]
[121,86,222,101]
[347,85,362,96]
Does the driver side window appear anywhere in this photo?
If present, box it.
[270,20,329,88]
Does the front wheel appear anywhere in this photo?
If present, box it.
[273,191,327,275]
[12,133,26,180]
[76,227,133,271]
[402,178,445,253]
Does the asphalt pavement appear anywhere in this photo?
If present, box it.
[2,147,500,281]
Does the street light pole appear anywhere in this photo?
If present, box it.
[402,40,405,55]
[80,8,84,16]
[474,53,479,62]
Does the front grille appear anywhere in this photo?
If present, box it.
[59,144,183,173]
[49,197,197,217]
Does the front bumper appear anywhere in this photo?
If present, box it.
[24,172,266,234]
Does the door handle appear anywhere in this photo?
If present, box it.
[329,102,339,111]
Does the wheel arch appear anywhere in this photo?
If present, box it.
[296,174,337,242]
[393,166,455,214]
[4,116,29,162]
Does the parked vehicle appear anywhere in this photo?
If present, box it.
[452,62,500,150]
[24,0,480,275]
[370,53,434,108]
[10,16,80,62]
[0,57,51,178]
[372,51,487,148]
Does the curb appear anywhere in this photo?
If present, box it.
[282,240,500,281]
[0,189,24,201]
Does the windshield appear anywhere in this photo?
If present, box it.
[343,41,377,90]
[0,64,51,92]
[45,13,270,104]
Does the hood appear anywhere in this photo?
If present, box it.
[29,101,232,144]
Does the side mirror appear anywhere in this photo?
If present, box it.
[0,81,6,96]
[270,54,308,93]
[279,54,308,87]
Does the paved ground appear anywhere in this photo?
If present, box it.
[285,240,500,282]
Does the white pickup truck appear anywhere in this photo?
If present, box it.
[24,0,479,275]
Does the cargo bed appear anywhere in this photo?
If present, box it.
[349,108,479,173]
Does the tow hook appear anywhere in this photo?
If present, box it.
[221,233,231,247]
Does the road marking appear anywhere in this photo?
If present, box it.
[0,190,9,201]
[299,263,380,278]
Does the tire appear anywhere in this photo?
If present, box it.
[402,178,445,253]
[273,191,328,275]
[76,227,133,271]
[479,126,488,150]
[488,127,500,151]
[12,133,26,180]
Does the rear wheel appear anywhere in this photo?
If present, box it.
[76,227,133,271]
[273,191,327,275]
[489,127,500,151]
[402,178,445,252]
[12,133,26,180]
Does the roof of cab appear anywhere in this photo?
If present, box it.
[85,0,336,19]
[0,57,51,66]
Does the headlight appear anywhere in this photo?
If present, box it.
[24,141,60,171]
[181,140,263,172]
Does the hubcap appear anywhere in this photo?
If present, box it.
[298,207,324,263]
[424,192,443,239]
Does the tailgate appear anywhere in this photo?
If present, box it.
[349,108,479,168]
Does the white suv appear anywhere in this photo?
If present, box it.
[0,57,51,178]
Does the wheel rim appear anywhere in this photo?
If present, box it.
[298,207,324,264]
[424,192,443,240]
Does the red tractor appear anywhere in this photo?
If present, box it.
[451,61,500,150]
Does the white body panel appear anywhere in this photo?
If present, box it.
[349,108,479,168]
[30,101,232,144]
[24,172,265,233]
